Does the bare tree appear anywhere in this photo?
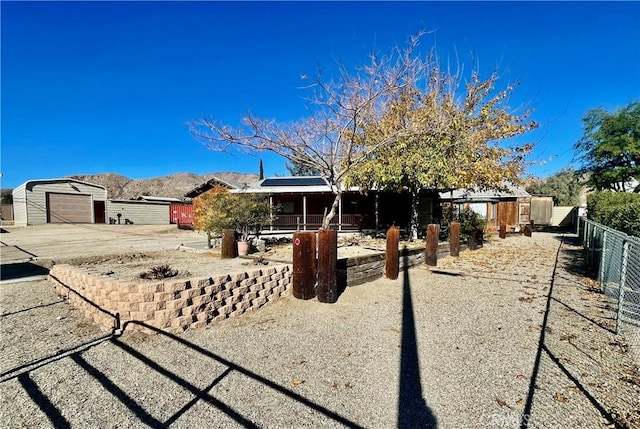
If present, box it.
[189,33,536,231]
[190,34,435,229]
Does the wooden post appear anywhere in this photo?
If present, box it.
[221,229,236,259]
[385,226,400,280]
[317,229,338,303]
[425,224,439,266]
[524,223,532,237]
[449,222,460,257]
[292,232,316,300]
[499,224,506,239]
[468,232,478,251]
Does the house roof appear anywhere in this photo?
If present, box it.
[136,195,183,203]
[109,199,171,205]
[438,183,530,202]
[184,176,240,198]
[233,176,341,194]
[16,178,107,193]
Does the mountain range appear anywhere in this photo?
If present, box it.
[67,172,260,200]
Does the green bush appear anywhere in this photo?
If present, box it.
[455,206,487,236]
[587,191,640,237]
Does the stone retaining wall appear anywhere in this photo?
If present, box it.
[48,264,292,334]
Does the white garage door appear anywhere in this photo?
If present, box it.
[47,193,92,223]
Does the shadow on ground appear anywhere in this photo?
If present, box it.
[0,262,49,281]
[520,235,639,428]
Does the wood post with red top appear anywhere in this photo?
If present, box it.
[292,232,316,300]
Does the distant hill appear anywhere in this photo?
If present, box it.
[66,172,260,200]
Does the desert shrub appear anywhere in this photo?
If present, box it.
[587,191,640,237]
[455,206,487,236]
[140,264,178,280]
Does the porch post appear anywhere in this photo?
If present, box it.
[269,195,274,231]
[303,195,307,231]
[338,194,343,231]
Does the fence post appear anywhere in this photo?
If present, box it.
[616,241,629,334]
[598,230,608,293]
[586,222,593,268]
[292,232,317,300]
[385,226,400,280]
[221,229,236,259]
[425,224,439,266]
[499,224,506,239]
[317,229,338,303]
[449,222,460,257]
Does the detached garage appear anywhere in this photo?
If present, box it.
[12,179,107,226]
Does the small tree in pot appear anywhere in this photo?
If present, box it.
[456,206,487,250]
[228,192,273,255]
[195,190,272,255]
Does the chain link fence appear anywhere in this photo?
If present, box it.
[578,217,640,365]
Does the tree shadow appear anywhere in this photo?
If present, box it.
[398,247,438,428]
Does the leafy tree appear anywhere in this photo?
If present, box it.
[1,192,12,205]
[346,64,536,239]
[587,191,640,237]
[526,167,583,206]
[574,101,640,192]
[259,158,264,180]
[194,187,272,243]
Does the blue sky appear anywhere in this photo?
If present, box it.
[2,1,639,189]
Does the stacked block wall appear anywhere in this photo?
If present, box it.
[49,264,292,334]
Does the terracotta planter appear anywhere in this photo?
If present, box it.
[237,241,250,256]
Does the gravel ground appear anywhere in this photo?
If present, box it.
[1,232,639,428]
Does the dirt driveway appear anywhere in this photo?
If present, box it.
[0,224,210,262]
[1,230,639,428]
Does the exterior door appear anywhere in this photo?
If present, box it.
[94,201,106,224]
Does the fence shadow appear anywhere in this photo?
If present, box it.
[519,238,626,429]
[116,320,366,428]
[398,247,438,428]
[18,373,71,429]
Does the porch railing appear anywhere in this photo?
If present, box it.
[272,214,362,230]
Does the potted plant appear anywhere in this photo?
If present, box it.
[227,192,272,256]
[456,206,487,250]
[193,189,272,256]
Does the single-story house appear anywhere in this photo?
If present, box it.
[186,176,440,234]
[12,178,108,226]
[438,184,531,232]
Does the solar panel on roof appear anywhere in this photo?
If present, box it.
[261,177,327,187]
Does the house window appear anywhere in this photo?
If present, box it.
[519,203,531,224]
[281,201,295,214]
[468,202,487,219]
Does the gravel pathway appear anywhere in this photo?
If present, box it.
[1,232,638,428]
